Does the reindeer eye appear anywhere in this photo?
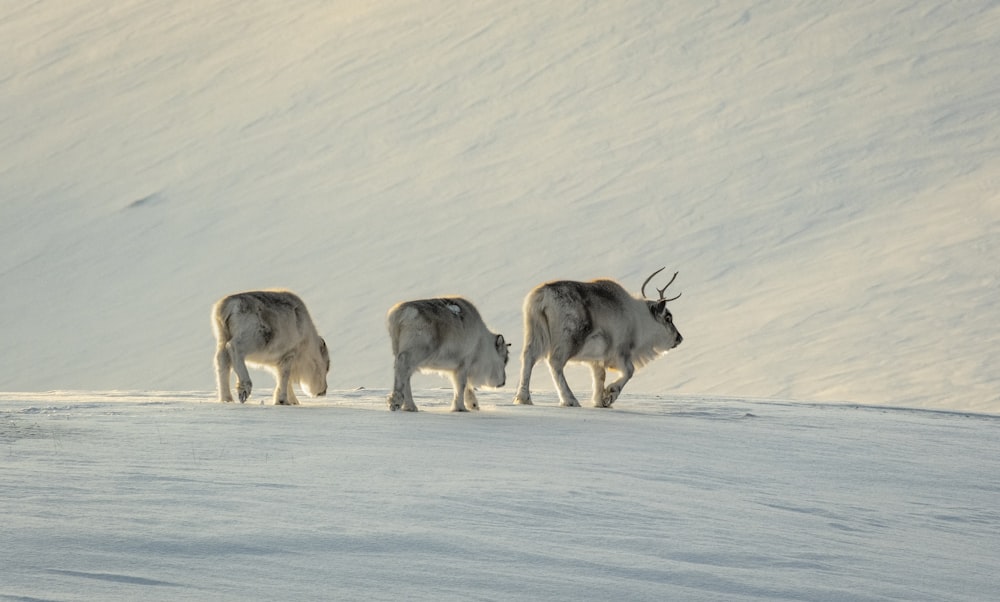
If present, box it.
[664,313,672,323]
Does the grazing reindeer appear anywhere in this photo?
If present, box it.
[513,268,683,407]
[387,297,509,412]
[212,290,329,405]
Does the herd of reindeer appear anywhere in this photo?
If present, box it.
[212,268,683,411]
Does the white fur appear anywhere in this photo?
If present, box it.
[512,278,682,408]
[386,297,509,412]
[212,290,329,405]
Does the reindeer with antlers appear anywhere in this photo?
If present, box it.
[512,268,683,408]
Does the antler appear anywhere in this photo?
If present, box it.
[641,267,681,302]
[641,267,665,299]
[657,271,681,302]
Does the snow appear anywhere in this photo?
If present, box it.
[3,391,999,601]
[1,0,998,412]
[2,1,1000,598]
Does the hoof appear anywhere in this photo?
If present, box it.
[599,386,621,407]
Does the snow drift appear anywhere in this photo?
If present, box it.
[3,391,998,601]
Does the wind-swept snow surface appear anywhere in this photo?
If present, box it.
[1,1,999,412]
[2,392,998,601]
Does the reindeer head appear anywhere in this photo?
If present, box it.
[298,336,330,397]
[641,267,683,349]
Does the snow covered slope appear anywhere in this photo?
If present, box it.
[3,392,998,601]
[2,1,999,412]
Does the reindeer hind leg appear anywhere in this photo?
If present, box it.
[215,343,235,402]
[388,350,420,411]
[547,349,580,407]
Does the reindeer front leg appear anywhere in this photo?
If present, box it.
[465,386,479,411]
[273,354,295,405]
[450,370,470,412]
[601,356,635,408]
[590,363,607,407]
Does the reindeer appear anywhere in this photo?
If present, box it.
[212,290,329,405]
[387,297,509,412]
[512,268,683,407]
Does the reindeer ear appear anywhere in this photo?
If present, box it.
[495,334,505,349]
[653,299,668,315]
